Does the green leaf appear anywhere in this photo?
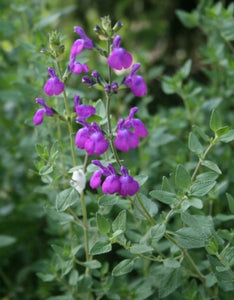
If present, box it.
[112,210,126,233]
[84,260,102,269]
[39,164,53,176]
[96,213,111,234]
[37,272,55,282]
[226,193,234,213]
[190,179,216,196]
[130,244,153,254]
[0,235,16,248]
[98,194,119,206]
[149,190,178,205]
[193,125,210,142]
[134,193,158,220]
[219,129,234,143]
[210,110,222,132]
[36,143,49,159]
[175,227,209,249]
[68,269,79,286]
[188,132,203,155]
[163,258,181,269]
[175,164,191,190]
[208,256,234,291]
[90,240,112,255]
[151,223,166,242]
[161,76,176,94]
[112,259,134,276]
[56,188,79,212]
[179,59,192,79]
[176,10,199,28]
[216,126,229,137]
[201,160,222,174]
[47,210,74,225]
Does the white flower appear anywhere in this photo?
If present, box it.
[71,169,86,194]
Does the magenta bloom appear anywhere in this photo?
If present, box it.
[69,58,89,75]
[74,26,93,50]
[90,161,120,194]
[90,161,139,197]
[75,120,108,155]
[125,63,147,97]
[115,107,147,152]
[44,67,64,96]
[119,166,139,196]
[69,27,93,74]
[74,95,96,119]
[107,35,132,70]
[33,98,54,125]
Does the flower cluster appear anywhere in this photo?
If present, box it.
[90,160,139,197]
[115,107,147,152]
[33,20,147,199]
[74,95,108,156]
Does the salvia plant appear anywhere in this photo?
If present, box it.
[31,8,234,300]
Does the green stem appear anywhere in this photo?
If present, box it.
[135,193,156,225]
[191,135,218,181]
[80,191,90,271]
[55,60,78,166]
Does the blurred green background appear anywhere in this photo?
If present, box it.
[1,0,234,299]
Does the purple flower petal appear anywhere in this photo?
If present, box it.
[90,170,102,189]
[74,26,93,49]
[75,127,89,149]
[70,39,84,58]
[102,175,120,194]
[33,109,45,125]
[119,166,139,196]
[44,77,64,96]
[107,48,132,70]
[132,119,148,137]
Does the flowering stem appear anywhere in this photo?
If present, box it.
[191,134,218,181]
[55,60,78,167]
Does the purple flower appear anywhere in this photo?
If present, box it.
[90,161,139,197]
[124,63,147,97]
[44,67,64,96]
[115,107,147,152]
[69,58,89,75]
[107,35,132,70]
[119,166,139,196]
[74,95,96,119]
[74,26,93,49]
[33,98,54,125]
[69,27,93,75]
[75,120,108,155]
[90,161,120,194]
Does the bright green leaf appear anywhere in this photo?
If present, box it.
[151,223,166,242]
[96,213,111,234]
[84,260,102,269]
[190,180,216,196]
[201,160,222,174]
[56,188,79,212]
[188,132,203,155]
[149,190,178,205]
[175,164,191,190]
[112,210,126,233]
[210,110,222,132]
[226,193,234,213]
[90,240,112,255]
[112,259,134,276]
[130,244,153,254]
